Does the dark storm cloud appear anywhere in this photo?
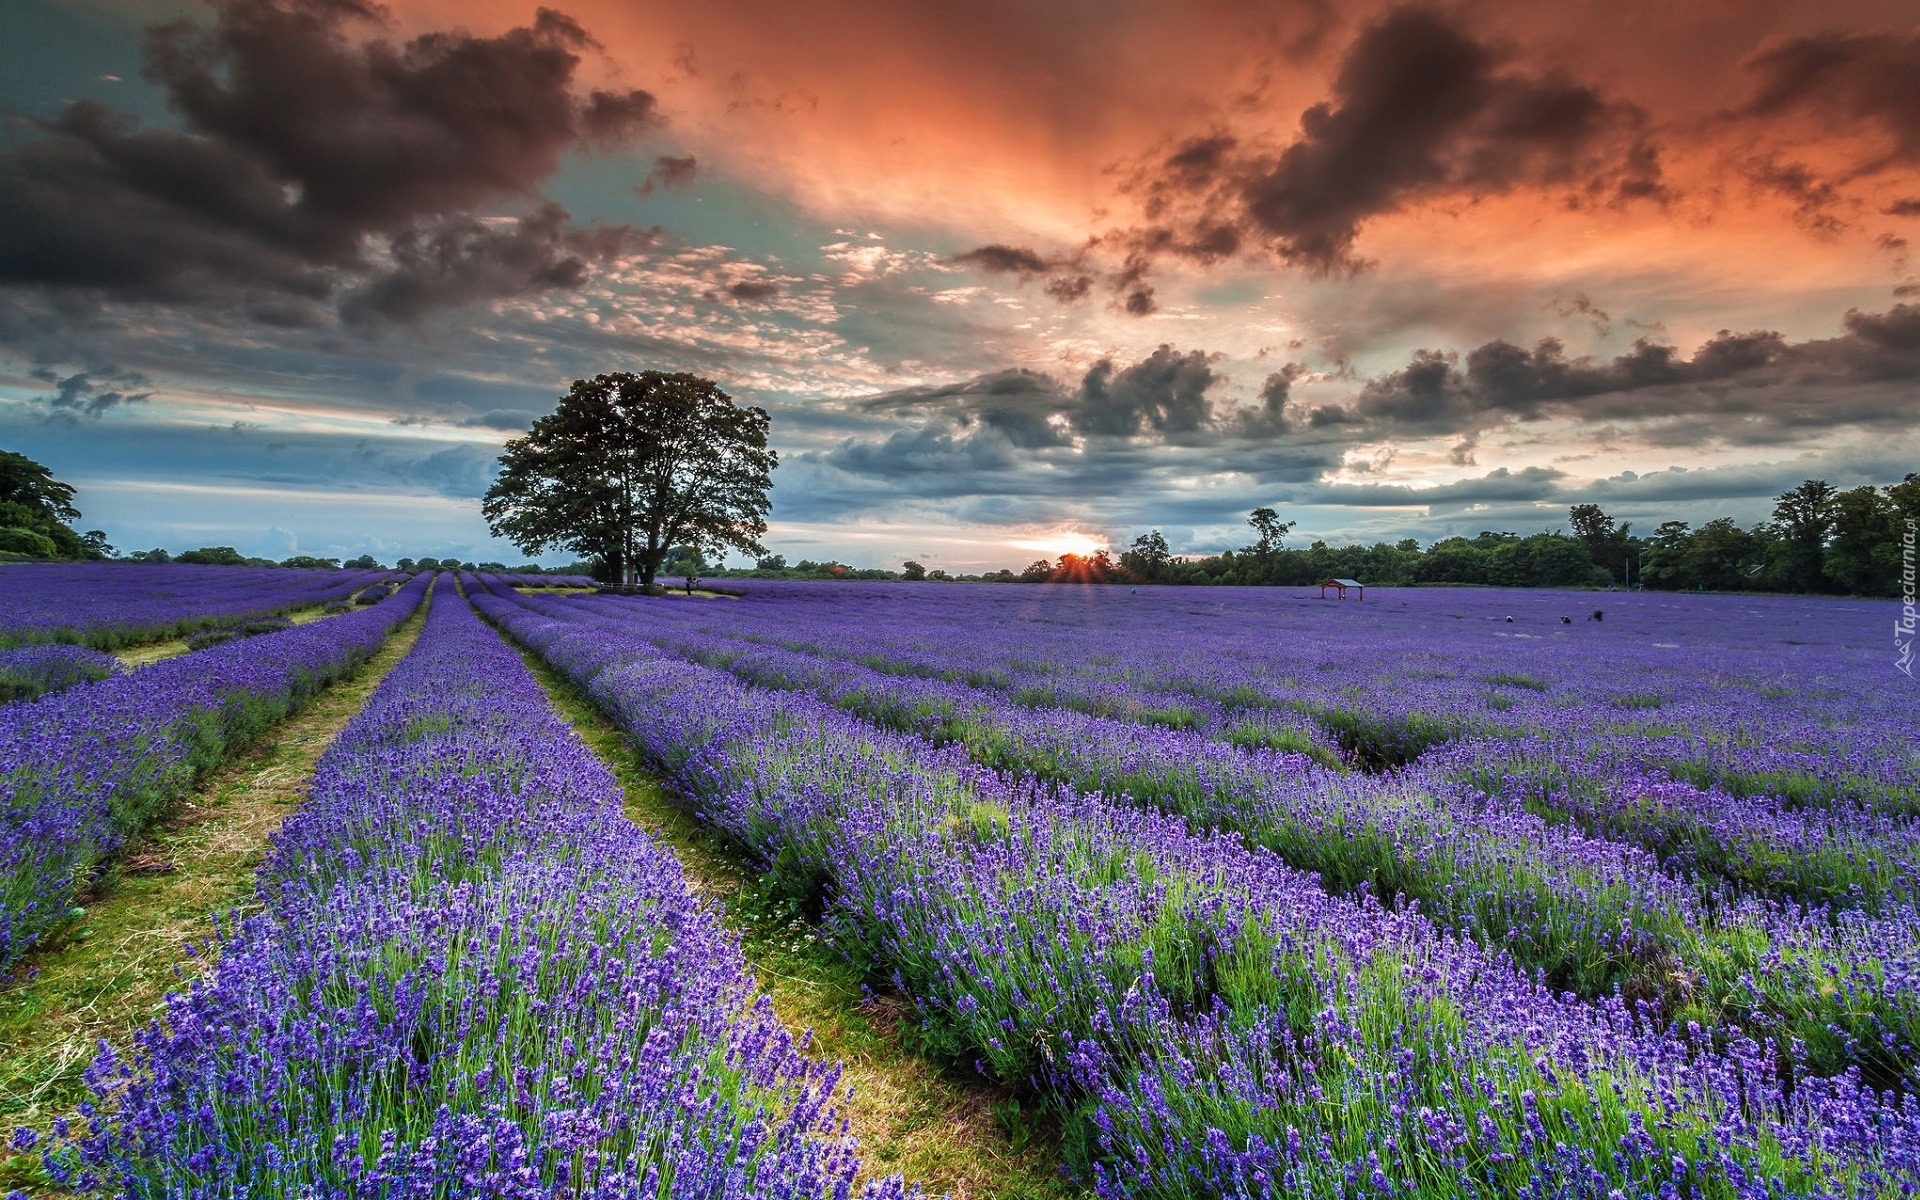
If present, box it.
[854,345,1222,448]
[857,368,1073,451]
[1077,346,1218,437]
[29,365,154,418]
[959,6,1669,301]
[951,245,1053,276]
[1735,30,1920,174]
[1842,303,1920,352]
[949,244,1097,307]
[799,346,1360,523]
[822,424,1022,478]
[1309,465,1565,511]
[805,296,1920,522]
[1331,302,1920,443]
[1146,6,1667,274]
[637,153,697,195]
[341,203,655,329]
[1229,363,1307,437]
[1741,155,1847,236]
[721,279,782,303]
[0,0,659,327]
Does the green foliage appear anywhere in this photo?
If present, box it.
[483,371,777,590]
[176,546,248,566]
[1824,482,1904,596]
[1119,529,1173,581]
[1313,707,1459,772]
[0,526,59,558]
[1116,477,1913,595]
[1243,507,1294,557]
[0,450,98,560]
[1568,503,1635,582]
[1767,478,1841,592]
[0,450,79,525]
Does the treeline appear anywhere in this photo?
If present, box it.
[1108,476,1919,595]
[729,474,1917,597]
[3,449,588,574]
[120,547,582,575]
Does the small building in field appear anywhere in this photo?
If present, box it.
[1319,577,1364,600]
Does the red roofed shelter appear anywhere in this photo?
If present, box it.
[1319,577,1364,600]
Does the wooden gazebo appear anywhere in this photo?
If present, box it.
[1319,577,1364,600]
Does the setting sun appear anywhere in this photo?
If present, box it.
[1010,530,1109,560]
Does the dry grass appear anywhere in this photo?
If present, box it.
[0,606,427,1190]
[519,647,1083,1200]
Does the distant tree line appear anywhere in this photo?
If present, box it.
[117,546,588,575]
[729,475,1918,597]
[1102,476,1917,596]
[3,448,596,572]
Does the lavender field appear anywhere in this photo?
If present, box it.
[468,578,1920,1197]
[5,569,1917,1197]
[0,563,393,650]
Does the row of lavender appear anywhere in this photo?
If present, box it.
[471,581,1920,1199]
[613,582,1913,810]
[650,587,1920,905]
[602,587,1918,930]
[0,562,392,649]
[47,583,914,1197]
[0,574,430,969]
[503,584,1918,1089]
[0,644,119,706]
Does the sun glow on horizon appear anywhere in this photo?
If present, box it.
[1009,529,1109,560]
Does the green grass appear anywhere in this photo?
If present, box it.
[0,606,427,1192]
[519,647,1083,1200]
[1480,671,1551,692]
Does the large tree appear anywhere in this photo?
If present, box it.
[0,449,101,559]
[0,450,80,523]
[1767,478,1839,592]
[483,372,777,591]
[1568,503,1635,583]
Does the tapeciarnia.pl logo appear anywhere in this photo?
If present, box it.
[1899,518,1916,679]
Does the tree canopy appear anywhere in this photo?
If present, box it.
[483,372,777,590]
[0,449,102,560]
[0,451,80,524]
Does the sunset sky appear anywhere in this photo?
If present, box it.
[1,0,1916,568]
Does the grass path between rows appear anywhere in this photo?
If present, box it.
[0,603,429,1191]
[112,591,377,670]
[516,644,1084,1200]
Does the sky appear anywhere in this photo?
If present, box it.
[1,0,1916,570]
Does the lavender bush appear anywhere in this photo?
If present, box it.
[482,584,1920,1086]
[0,574,428,970]
[472,585,1920,1198]
[61,583,913,1199]
[0,562,390,649]
[0,643,119,706]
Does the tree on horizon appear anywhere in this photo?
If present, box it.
[483,372,777,591]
